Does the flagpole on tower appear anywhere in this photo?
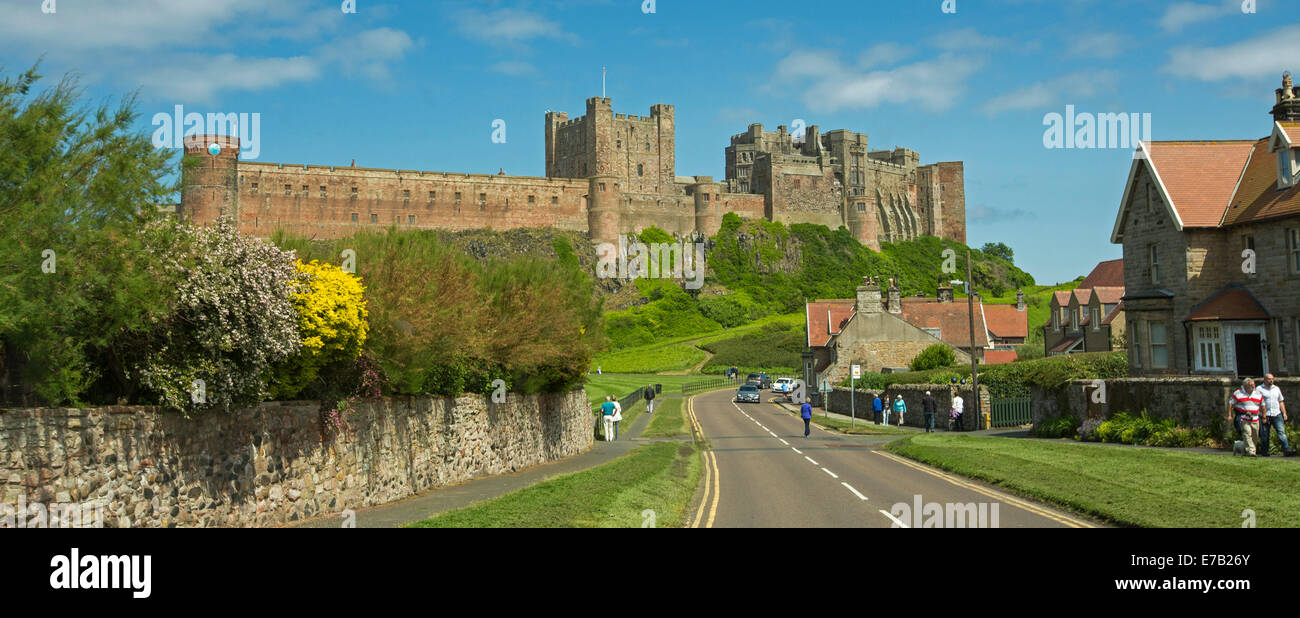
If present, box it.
[602,67,606,98]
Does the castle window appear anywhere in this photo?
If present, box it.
[857,202,865,212]
[408,215,416,224]
[454,192,462,205]
[479,193,487,204]
[552,196,559,206]
[351,187,358,200]
[251,182,259,193]
[528,195,535,204]
[284,184,292,196]
[637,164,644,177]
[369,214,378,223]
[617,140,622,150]
[429,191,436,201]
[351,213,358,223]
[646,141,651,152]
[702,193,710,202]
[402,189,410,200]
[302,185,309,195]
[320,186,327,198]
[599,182,607,192]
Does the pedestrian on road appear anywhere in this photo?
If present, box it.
[801,400,813,438]
[601,396,616,441]
[873,394,884,425]
[951,392,965,431]
[612,397,624,440]
[893,394,907,426]
[1232,378,1262,456]
[1258,373,1293,457]
[644,385,657,415]
[922,391,937,433]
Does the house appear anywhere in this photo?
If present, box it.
[805,277,1026,385]
[1042,260,1126,356]
[1109,74,1300,377]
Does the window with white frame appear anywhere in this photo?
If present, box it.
[1195,325,1223,371]
[1149,321,1169,368]
[1132,321,1142,368]
[1053,307,1061,331]
[1289,228,1300,274]
[1074,307,1084,331]
[1092,306,1101,330]
[1149,244,1160,285]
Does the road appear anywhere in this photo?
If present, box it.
[686,388,1095,528]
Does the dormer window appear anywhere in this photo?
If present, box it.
[1279,148,1297,189]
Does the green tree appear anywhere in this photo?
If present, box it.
[910,344,956,371]
[0,64,178,405]
[981,242,1014,263]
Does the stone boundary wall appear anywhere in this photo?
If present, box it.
[819,384,990,430]
[1030,377,1300,430]
[0,390,593,528]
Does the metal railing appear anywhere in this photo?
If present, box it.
[682,377,736,395]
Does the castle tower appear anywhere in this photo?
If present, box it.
[544,110,569,178]
[689,176,722,238]
[1274,72,1300,123]
[181,134,241,226]
[587,175,621,243]
[845,196,880,251]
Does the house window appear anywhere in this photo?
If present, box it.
[1149,244,1160,284]
[1075,307,1084,331]
[350,213,358,223]
[1281,149,1295,188]
[369,213,378,223]
[1195,325,1223,371]
[1295,317,1300,373]
[1289,228,1300,274]
[1053,308,1061,332]
[1091,306,1101,330]
[1149,321,1169,369]
[1132,321,1142,368]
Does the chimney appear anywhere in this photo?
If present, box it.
[856,276,882,315]
[1274,72,1300,123]
[1016,289,1026,312]
[937,285,954,303]
[887,278,902,314]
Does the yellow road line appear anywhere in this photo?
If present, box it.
[692,449,712,528]
[686,391,722,529]
[874,450,1096,528]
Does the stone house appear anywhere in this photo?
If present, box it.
[1043,259,1126,356]
[805,277,1026,385]
[1110,74,1300,378]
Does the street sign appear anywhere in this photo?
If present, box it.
[851,365,861,379]
[820,380,831,393]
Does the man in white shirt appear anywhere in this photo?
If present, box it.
[1257,373,1293,457]
[1231,378,1263,456]
[951,393,965,431]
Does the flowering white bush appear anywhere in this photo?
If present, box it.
[134,218,302,414]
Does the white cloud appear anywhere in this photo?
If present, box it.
[1158,1,1240,33]
[134,54,321,102]
[774,49,984,113]
[1163,24,1300,81]
[451,7,577,46]
[979,70,1121,115]
[928,28,1008,52]
[857,43,913,69]
[1067,32,1129,60]
[489,61,539,76]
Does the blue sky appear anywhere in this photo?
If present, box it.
[1,0,1294,284]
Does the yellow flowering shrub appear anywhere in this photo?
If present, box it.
[270,260,368,399]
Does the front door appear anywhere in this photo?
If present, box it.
[1235,333,1264,378]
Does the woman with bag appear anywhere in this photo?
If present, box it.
[612,398,624,440]
[893,394,907,426]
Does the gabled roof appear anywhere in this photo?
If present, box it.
[806,299,855,348]
[983,304,1028,339]
[1185,287,1270,322]
[1090,286,1125,305]
[1112,140,1258,242]
[982,349,1019,365]
[899,298,990,348]
[1272,121,1298,150]
[1221,138,1300,226]
[1048,336,1084,354]
[1079,259,1125,289]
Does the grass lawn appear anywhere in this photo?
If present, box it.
[406,441,701,528]
[887,434,1300,527]
[642,397,688,438]
[585,374,705,406]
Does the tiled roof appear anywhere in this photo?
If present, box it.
[1079,259,1125,289]
[1091,286,1125,304]
[1145,141,1258,228]
[1220,138,1300,226]
[982,349,1019,365]
[899,298,990,348]
[983,304,1028,339]
[806,299,856,348]
[1278,121,1300,145]
[1185,287,1270,322]
[1048,336,1083,354]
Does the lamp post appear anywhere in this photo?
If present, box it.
[965,249,982,430]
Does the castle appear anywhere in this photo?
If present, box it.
[180,96,965,249]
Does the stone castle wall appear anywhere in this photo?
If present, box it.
[0,390,593,528]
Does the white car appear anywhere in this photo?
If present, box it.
[772,378,794,395]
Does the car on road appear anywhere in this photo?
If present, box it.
[772,377,795,395]
[745,372,772,389]
[735,384,761,403]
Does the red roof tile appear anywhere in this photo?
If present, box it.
[1185,288,1270,322]
[982,349,1019,365]
[806,300,855,347]
[899,298,990,348]
[1079,259,1125,289]
[1145,141,1257,228]
[1091,286,1125,304]
[983,304,1028,339]
[1221,138,1300,226]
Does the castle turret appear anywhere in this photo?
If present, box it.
[1274,72,1300,123]
[845,196,879,251]
[181,134,241,226]
[587,174,621,243]
[690,176,722,238]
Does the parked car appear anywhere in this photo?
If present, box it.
[772,377,795,395]
[746,372,773,389]
[735,384,761,403]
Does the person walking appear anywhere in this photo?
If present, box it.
[643,385,657,415]
[600,396,616,441]
[801,400,813,438]
[893,394,907,427]
[1232,378,1263,456]
[1258,373,1293,457]
[922,391,937,433]
[873,394,884,425]
[612,397,624,440]
[951,392,965,431]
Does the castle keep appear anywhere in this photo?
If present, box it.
[181,96,965,249]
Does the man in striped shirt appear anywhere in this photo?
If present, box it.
[1232,378,1263,457]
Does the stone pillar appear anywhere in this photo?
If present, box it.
[587,175,621,244]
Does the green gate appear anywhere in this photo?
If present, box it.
[989,397,1032,427]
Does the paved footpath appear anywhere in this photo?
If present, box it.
[290,400,667,528]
